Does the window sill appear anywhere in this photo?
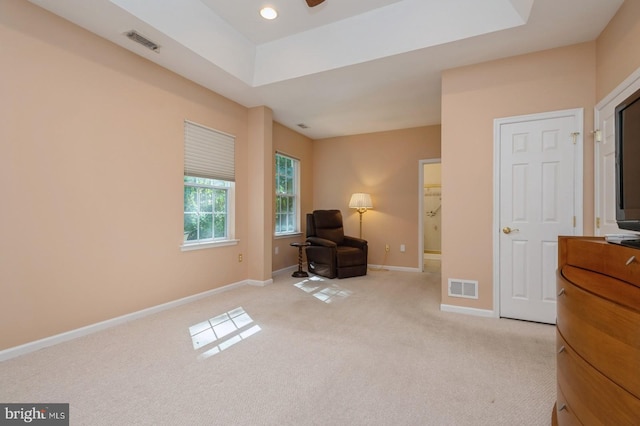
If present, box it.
[275,232,303,239]
[181,239,239,252]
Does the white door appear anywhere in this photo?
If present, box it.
[594,102,621,235]
[496,109,583,324]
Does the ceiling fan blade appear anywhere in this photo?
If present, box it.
[306,0,325,7]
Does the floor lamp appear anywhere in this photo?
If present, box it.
[349,193,373,238]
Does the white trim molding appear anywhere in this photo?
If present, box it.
[247,279,273,287]
[368,264,421,273]
[181,239,239,252]
[440,304,496,318]
[0,280,248,362]
[272,265,298,276]
[596,66,640,110]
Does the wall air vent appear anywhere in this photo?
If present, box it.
[448,278,478,299]
[125,30,160,52]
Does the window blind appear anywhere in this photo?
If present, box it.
[184,121,235,182]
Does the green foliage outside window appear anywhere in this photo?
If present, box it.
[275,154,298,234]
[184,176,229,242]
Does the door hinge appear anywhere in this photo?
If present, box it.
[596,217,601,229]
[593,129,602,142]
[571,132,580,145]
[573,216,576,227]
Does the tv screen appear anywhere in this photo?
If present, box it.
[615,87,640,233]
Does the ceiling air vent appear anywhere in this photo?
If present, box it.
[297,123,309,129]
[125,30,160,52]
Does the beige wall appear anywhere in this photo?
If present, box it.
[312,126,441,268]
[596,0,640,101]
[437,1,640,313]
[5,0,638,351]
[272,122,314,272]
[247,107,274,282]
[0,1,256,350]
[441,43,597,311]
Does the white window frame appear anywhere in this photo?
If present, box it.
[182,121,237,251]
[275,153,300,237]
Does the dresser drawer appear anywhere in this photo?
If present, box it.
[555,384,582,426]
[556,332,640,425]
[563,238,640,287]
[557,273,640,398]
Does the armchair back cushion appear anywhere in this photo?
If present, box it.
[308,210,344,245]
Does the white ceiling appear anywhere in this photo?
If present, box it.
[28,0,623,139]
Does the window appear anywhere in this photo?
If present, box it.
[183,177,230,241]
[275,153,300,235]
[184,121,235,247]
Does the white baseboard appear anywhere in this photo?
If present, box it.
[367,264,421,273]
[276,264,421,275]
[272,265,298,276]
[440,304,497,318]
[0,280,248,362]
[247,278,273,287]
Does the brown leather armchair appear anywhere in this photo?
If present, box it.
[305,210,368,279]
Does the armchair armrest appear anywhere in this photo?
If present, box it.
[343,235,368,249]
[306,236,337,248]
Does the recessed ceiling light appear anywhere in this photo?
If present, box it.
[260,7,278,20]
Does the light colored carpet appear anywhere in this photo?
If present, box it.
[0,270,556,425]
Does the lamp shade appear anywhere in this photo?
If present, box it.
[349,193,373,209]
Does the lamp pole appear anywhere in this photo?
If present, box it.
[357,208,366,238]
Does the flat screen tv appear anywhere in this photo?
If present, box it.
[615,87,640,239]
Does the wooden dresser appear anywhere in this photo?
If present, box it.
[552,236,640,425]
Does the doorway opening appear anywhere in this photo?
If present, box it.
[419,159,441,273]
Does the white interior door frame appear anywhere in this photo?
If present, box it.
[418,158,441,272]
[492,108,584,318]
[595,66,640,120]
[594,66,640,235]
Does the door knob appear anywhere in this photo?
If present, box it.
[502,227,519,234]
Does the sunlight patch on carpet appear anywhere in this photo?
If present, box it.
[294,277,353,303]
[188,307,261,360]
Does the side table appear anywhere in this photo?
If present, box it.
[290,242,311,277]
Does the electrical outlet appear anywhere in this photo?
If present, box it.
[400,244,406,252]
[238,253,243,262]
[275,246,279,255]
[385,244,390,252]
